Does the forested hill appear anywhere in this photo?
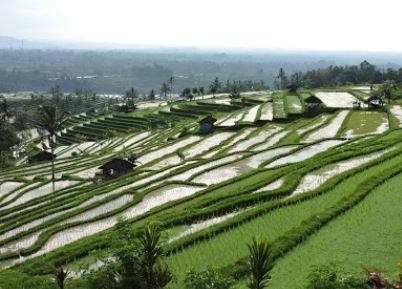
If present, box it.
[0,48,401,93]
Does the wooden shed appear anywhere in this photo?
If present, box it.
[117,104,136,113]
[198,115,217,133]
[365,96,384,108]
[98,158,137,180]
[28,151,56,163]
[304,95,323,108]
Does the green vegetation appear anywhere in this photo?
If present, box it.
[268,172,402,289]
[284,94,303,114]
[247,238,272,289]
[339,111,388,137]
[272,94,287,119]
[33,105,69,191]
[0,119,19,167]
[165,152,402,281]
[0,85,401,289]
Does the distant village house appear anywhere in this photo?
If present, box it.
[98,158,138,180]
[28,151,56,163]
[365,96,384,108]
[117,104,135,113]
[304,95,323,109]
[198,115,217,133]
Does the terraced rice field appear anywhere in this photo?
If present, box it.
[351,86,371,94]
[341,111,389,138]
[0,90,401,289]
[259,102,273,121]
[268,172,402,289]
[315,92,359,108]
[304,110,349,142]
[241,105,260,122]
[216,111,244,126]
[209,98,232,105]
[285,95,303,114]
[272,94,287,118]
[390,105,402,127]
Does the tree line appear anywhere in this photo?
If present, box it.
[124,76,268,105]
[274,60,402,89]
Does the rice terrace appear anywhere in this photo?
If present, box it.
[0,81,401,288]
[1,0,402,288]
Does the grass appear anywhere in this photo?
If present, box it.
[1,90,402,289]
[267,172,402,289]
[165,152,402,285]
[387,105,401,129]
[272,94,288,119]
[285,95,303,114]
[340,111,388,136]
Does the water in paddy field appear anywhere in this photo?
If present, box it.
[266,140,345,168]
[0,184,204,266]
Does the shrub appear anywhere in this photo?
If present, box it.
[305,264,366,289]
[184,269,235,289]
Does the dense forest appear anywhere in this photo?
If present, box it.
[1,49,401,93]
[279,60,402,89]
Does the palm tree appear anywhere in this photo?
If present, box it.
[247,238,272,289]
[275,68,288,89]
[160,82,171,99]
[139,225,172,289]
[125,87,138,108]
[53,265,70,289]
[209,77,222,97]
[148,89,156,101]
[33,105,69,191]
[167,76,175,100]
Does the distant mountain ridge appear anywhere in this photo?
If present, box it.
[0,36,200,51]
[0,36,57,50]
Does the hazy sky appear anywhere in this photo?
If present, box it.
[1,0,402,51]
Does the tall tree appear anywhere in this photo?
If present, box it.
[275,68,288,90]
[229,81,241,98]
[0,119,19,168]
[289,72,303,91]
[33,105,69,191]
[209,77,222,97]
[379,80,396,104]
[125,87,138,107]
[148,89,156,101]
[160,82,171,99]
[0,96,10,121]
[167,76,175,100]
[53,265,70,289]
[247,238,272,289]
[181,88,194,101]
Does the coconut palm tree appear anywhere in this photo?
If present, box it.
[33,105,69,191]
[247,238,272,289]
[275,67,288,89]
[160,82,171,99]
[53,265,70,289]
[167,76,175,100]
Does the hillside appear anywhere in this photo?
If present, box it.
[0,87,401,288]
